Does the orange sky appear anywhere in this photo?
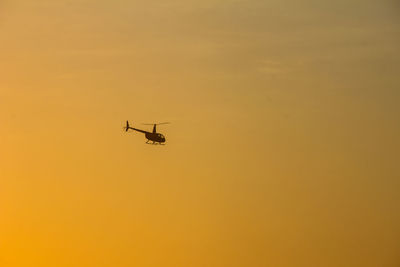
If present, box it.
[1,1,399,266]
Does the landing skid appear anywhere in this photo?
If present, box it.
[146,140,165,145]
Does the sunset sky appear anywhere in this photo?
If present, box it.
[0,0,399,266]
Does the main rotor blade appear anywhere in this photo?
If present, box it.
[142,122,170,125]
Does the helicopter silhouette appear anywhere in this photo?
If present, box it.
[124,121,169,145]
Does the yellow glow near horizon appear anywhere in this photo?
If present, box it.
[1,1,399,266]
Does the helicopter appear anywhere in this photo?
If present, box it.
[124,121,169,144]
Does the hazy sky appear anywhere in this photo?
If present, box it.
[1,1,399,266]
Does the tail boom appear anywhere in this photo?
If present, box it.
[125,121,148,134]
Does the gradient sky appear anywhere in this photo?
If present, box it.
[1,1,399,266]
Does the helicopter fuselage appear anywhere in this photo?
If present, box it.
[145,132,165,143]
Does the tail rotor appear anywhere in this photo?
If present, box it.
[124,120,131,132]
